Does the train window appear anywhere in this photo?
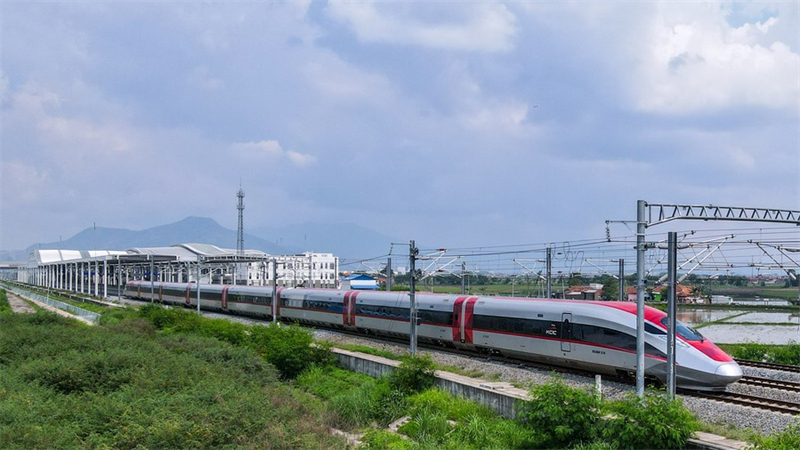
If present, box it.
[356,304,408,319]
[417,310,453,325]
[574,324,636,351]
[473,314,554,336]
[645,323,667,335]
[660,318,704,341]
[646,343,666,359]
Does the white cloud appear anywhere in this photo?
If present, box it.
[0,70,9,104]
[7,82,137,162]
[302,58,393,103]
[188,66,225,91]
[634,6,799,113]
[326,0,517,52]
[0,161,50,207]
[230,140,317,167]
[459,100,530,133]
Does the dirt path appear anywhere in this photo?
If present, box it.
[7,292,36,313]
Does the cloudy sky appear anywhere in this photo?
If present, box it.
[1,0,798,253]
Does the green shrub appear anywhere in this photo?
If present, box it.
[719,342,800,365]
[516,380,601,448]
[371,379,408,426]
[19,348,138,394]
[399,406,452,443]
[247,323,334,379]
[0,311,347,449]
[360,429,412,450]
[139,304,203,333]
[99,306,144,327]
[330,380,383,429]
[296,365,376,400]
[602,390,697,449]
[0,289,11,315]
[771,342,800,365]
[749,420,800,450]
[403,388,540,450]
[406,389,491,422]
[388,354,436,394]
[197,317,248,346]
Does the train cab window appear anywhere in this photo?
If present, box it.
[645,323,666,335]
[660,318,704,341]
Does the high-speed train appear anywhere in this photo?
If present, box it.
[124,280,742,391]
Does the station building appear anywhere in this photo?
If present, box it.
[13,244,339,299]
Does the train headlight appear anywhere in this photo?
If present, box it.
[715,362,743,379]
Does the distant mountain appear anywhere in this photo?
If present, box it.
[250,222,399,260]
[23,216,292,256]
[6,217,399,262]
[0,249,29,263]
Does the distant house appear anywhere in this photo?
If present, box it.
[626,284,697,303]
[563,283,604,300]
[626,287,653,302]
[341,274,379,290]
[653,284,697,303]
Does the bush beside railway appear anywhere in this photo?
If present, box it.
[718,342,800,366]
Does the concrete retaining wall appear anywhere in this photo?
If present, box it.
[332,348,529,419]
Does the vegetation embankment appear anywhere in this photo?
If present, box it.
[4,289,800,449]
[0,300,344,449]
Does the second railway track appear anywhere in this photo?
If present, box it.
[736,359,800,374]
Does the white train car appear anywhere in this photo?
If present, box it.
[124,281,741,390]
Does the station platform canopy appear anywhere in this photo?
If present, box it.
[28,244,271,268]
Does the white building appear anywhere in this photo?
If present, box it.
[243,252,339,288]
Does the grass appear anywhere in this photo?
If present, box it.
[0,289,11,315]
[0,310,347,449]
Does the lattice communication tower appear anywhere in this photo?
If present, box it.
[237,188,245,255]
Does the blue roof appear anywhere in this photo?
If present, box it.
[343,274,376,281]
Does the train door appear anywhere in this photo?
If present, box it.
[221,286,229,310]
[561,313,572,352]
[342,291,357,327]
[452,296,467,343]
[274,288,283,321]
[184,285,192,306]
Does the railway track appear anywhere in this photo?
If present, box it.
[736,359,800,374]
[684,390,800,415]
[738,376,800,393]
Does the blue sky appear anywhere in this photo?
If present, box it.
[1,0,799,253]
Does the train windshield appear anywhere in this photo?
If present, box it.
[660,317,704,341]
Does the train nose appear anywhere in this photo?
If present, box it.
[715,362,743,383]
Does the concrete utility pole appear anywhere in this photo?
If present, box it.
[150,256,155,304]
[197,256,202,314]
[635,200,646,397]
[271,259,278,324]
[461,261,466,295]
[117,255,122,302]
[386,258,392,291]
[666,232,678,398]
[619,259,625,302]
[546,247,552,298]
[409,240,418,355]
